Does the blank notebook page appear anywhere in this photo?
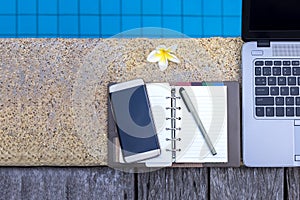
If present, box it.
[175,86,228,163]
[145,83,173,166]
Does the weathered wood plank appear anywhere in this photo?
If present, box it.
[137,168,208,200]
[210,167,284,200]
[286,168,300,200]
[0,167,135,200]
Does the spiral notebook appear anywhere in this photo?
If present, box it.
[144,83,227,167]
[110,82,228,167]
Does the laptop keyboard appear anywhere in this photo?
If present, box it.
[254,59,300,118]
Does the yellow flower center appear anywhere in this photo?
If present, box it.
[157,49,172,61]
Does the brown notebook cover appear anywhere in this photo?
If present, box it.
[107,81,240,168]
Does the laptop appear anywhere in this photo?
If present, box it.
[242,0,300,166]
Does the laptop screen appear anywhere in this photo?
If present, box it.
[242,0,300,41]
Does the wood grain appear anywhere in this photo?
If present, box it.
[137,168,208,200]
[286,168,300,200]
[0,167,135,200]
[0,167,293,199]
[210,167,284,200]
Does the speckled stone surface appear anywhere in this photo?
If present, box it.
[0,38,243,166]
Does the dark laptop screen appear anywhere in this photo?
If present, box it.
[250,0,300,31]
[243,0,300,41]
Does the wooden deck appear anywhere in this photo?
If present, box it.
[0,167,299,199]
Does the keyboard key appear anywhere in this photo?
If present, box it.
[283,61,291,65]
[255,61,264,66]
[255,77,266,85]
[278,77,286,85]
[265,61,273,66]
[274,61,282,66]
[286,107,294,116]
[297,107,300,116]
[266,107,274,116]
[256,107,264,117]
[276,107,284,116]
[298,77,300,85]
[286,97,294,105]
[280,87,289,95]
[270,87,279,95]
[292,61,300,66]
[293,67,300,75]
[291,87,299,95]
[268,77,276,85]
[255,67,261,75]
[272,67,281,75]
[255,87,269,95]
[276,97,284,105]
[296,97,300,105]
[263,67,271,75]
[283,67,291,75]
[288,77,296,85]
[256,97,274,105]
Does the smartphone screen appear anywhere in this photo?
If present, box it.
[110,83,160,159]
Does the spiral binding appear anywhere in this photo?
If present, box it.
[166,149,181,152]
[165,106,181,110]
[166,138,181,141]
[165,87,182,160]
[166,96,181,99]
[165,127,181,131]
[166,117,181,120]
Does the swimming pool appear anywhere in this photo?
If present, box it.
[0,0,241,38]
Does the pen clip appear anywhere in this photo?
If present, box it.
[179,87,191,112]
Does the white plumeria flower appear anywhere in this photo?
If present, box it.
[147,45,180,71]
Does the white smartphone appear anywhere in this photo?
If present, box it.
[109,79,161,163]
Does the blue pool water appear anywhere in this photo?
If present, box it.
[0,0,241,38]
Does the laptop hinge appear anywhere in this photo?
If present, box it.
[257,40,270,47]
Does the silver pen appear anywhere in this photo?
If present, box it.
[179,87,217,156]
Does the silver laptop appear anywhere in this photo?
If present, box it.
[242,0,300,166]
